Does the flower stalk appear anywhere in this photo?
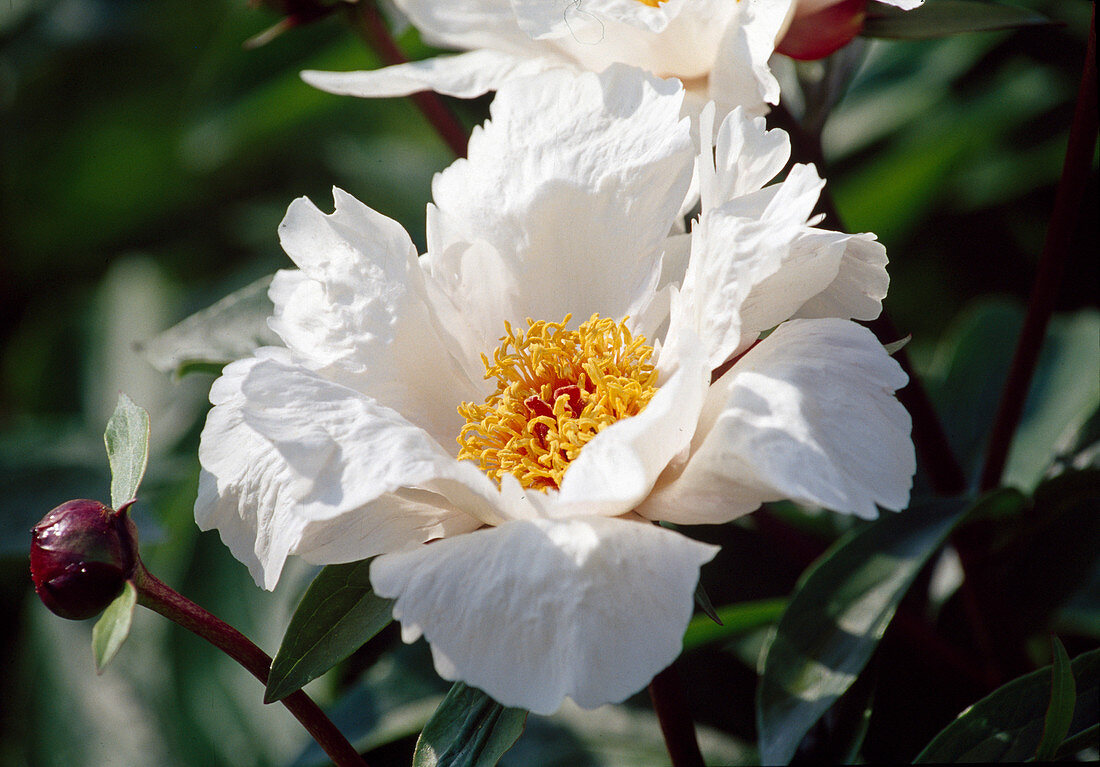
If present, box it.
[347,0,470,157]
[132,564,369,767]
[649,664,706,767]
[978,5,1097,492]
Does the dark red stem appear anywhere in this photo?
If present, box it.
[133,565,368,767]
[348,2,469,158]
[649,664,706,767]
[978,7,1097,491]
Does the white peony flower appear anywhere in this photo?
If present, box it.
[303,0,795,117]
[301,0,922,120]
[195,65,914,715]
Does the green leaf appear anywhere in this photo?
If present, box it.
[266,560,394,703]
[693,581,723,626]
[1035,637,1076,761]
[413,682,527,767]
[136,274,280,377]
[757,496,986,765]
[92,581,137,673]
[915,646,1100,762]
[682,598,788,652]
[103,394,150,508]
[863,0,1050,40]
[924,299,1024,482]
[1005,310,1100,490]
[882,335,912,356]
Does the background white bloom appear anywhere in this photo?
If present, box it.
[302,0,924,120]
[196,65,913,715]
[303,0,794,117]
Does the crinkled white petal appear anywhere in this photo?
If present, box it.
[271,189,480,443]
[371,515,718,714]
[698,105,791,211]
[234,355,507,522]
[707,0,791,113]
[426,66,692,352]
[667,164,824,369]
[394,0,544,51]
[548,334,710,517]
[792,231,888,322]
[540,0,737,79]
[301,50,560,100]
[638,319,914,524]
[509,0,682,39]
[196,354,487,589]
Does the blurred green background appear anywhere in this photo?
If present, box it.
[0,1,1095,765]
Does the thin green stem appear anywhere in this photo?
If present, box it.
[978,6,1097,492]
[347,1,469,158]
[133,564,368,767]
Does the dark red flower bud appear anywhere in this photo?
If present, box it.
[30,499,138,620]
[776,0,869,61]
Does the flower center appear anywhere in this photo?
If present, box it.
[457,314,658,491]
[635,0,666,6]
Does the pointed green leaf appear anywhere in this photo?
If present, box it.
[136,274,280,377]
[915,646,1099,762]
[682,598,788,652]
[413,682,527,767]
[882,335,912,356]
[265,560,394,703]
[103,394,150,508]
[92,581,137,673]
[757,495,998,765]
[1035,637,1076,761]
[863,0,1050,40]
[693,581,723,626]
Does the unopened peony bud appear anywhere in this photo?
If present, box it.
[30,499,138,620]
[776,0,868,61]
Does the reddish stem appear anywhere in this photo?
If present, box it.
[348,1,470,158]
[649,664,706,767]
[978,7,1097,491]
[133,565,368,767]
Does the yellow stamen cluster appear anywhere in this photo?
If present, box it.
[635,0,666,6]
[458,314,658,491]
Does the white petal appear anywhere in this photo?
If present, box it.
[668,162,832,368]
[427,66,692,347]
[301,50,560,100]
[234,356,504,522]
[699,106,791,211]
[509,0,668,39]
[639,319,914,524]
[424,65,690,356]
[707,0,791,113]
[390,0,544,51]
[550,335,710,517]
[195,355,486,589]
[271,189,480,443]
[793,231,888,322]
[876,0,923,9]
[371,516,718,714]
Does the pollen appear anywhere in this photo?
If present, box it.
[458,314,659,491]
